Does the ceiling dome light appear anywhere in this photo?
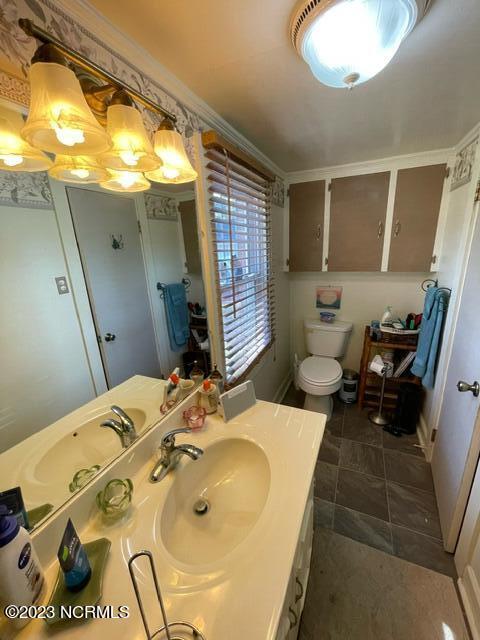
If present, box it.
[99,90,160,172]
[291,0,423,88]
[22,45,111,154]
[100,169,151,193]
[146,118,197,184]
[49,155,110,183]
[0,105,52,172]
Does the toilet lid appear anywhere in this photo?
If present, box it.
[300,356,342,385]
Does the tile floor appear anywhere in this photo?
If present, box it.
[298,527,469,640]
[281,383,457,578]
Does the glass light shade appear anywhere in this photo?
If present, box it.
[146,129,197,184]
[300,0,418,88]
[22,61,110,154]
[0,105,52,172]
[49,155,110,183]
[99,104,160,172]
[100,169,150,193]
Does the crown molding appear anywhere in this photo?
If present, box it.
[287,147,455,184]
[54,0,285,179]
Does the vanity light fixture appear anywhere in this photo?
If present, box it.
[21,44,110,154]
[13,18,197,190]
[0,105,52,171]
[290,0,429,88]
[99,89,161,173]
[49,154,110,183]
[100,169,151,193]
[146,117,198,184]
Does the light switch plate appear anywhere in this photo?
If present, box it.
[55,276,69,295]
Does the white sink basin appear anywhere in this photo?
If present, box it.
[32,408,146,486]
[160,438,271,566]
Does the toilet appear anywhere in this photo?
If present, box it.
[298,318,353,419]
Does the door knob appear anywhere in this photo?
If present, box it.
[457,380,479,397]
[104,333,116,342]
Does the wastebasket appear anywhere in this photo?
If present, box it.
[339,369,358,404]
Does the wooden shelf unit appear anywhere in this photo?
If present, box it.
[358,326,421,410]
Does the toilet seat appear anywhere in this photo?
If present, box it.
[300,356,342,386]
[298,356,343,397]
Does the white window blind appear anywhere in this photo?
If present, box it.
[205,147,275,385]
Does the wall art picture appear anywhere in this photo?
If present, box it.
[316,286,343,309]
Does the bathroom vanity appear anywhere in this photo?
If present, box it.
[4,379,324,640]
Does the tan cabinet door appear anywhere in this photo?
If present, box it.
[179,199,202,274]
[289,180,325,271]
[329,172,390,271]
[388,164,446,272]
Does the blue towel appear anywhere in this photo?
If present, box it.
[411,286,449,388]
[164,283,190,351]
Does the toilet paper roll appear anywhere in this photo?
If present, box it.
[369,355,393,377]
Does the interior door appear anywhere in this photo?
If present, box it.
[288,180,325,271]
[432,203,480,551]
[328,172,390,271]
[388,164,446,271]
[67,187,161,388]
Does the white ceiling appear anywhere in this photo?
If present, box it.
[88,0,480,172]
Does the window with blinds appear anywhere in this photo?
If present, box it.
[205,146,275,385]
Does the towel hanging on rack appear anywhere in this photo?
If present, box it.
[411,285,450,388]
[162,282,190,351]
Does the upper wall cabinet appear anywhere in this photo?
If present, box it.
[289,180,326,271]
[179,199,202,274]
[388,164,446,272]
[328,172,390,271]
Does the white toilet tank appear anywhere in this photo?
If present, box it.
[304,318,353,357]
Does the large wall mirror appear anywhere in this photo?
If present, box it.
[0,100,208,530]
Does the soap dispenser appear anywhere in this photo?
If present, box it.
[0,506,44,628]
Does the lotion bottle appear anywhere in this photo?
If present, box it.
[0,506,44,629]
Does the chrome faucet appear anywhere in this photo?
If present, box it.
[100,405,137,448]
[150,427,203,483]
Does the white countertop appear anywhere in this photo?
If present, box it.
[12,398,324,640]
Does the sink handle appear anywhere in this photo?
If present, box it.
[161,427,192,447]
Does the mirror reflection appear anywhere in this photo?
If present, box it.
[0,141,208,530]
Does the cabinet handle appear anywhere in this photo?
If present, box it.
[316,224,321,240]
[394,220,401,237]
[295,577,304,603]
[288,607,298,629]
[377,220,384,238]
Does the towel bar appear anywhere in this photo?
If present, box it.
[157,278,191,300]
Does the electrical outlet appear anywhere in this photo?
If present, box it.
[55,276,69,295]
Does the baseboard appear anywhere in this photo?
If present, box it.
[458,567,480,639]
[417,413,432,461]
[273,371,293,404]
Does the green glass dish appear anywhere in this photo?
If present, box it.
[96,478,133,518]
[69,465,101,493]
[45,537,111,627]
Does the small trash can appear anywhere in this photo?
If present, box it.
[339,369,358,404]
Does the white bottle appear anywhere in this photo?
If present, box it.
[381,306,394,324]
[0,506,44,629]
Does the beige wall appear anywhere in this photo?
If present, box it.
[0,204,96,451]
[249,203,291,402]
[289,272,429,372]
[146,215,205,375]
